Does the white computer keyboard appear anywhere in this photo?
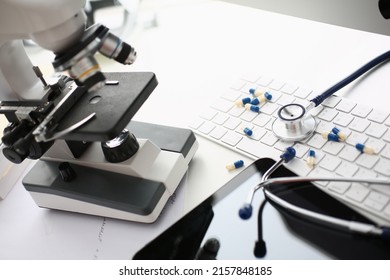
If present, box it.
[190,73,390,226]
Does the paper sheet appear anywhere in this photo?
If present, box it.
[0,167,188,260]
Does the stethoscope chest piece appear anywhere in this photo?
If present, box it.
[272,103,316,141]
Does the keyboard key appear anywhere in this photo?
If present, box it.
[269,79,285,91]
[374,158,390,176]
[366,123,387,138]
[318,108,338,122]
[336,99,356,113]
[261,102,279,115]
[356,154,379,169]
[223,117,241,130]
[321,95,341,108]
[351,104,372,118]
[346,183,369,202]
[200,108,217,120]
[346,132,368,146]
[328,181,350,194]
[383,130,390,143]
[253,114,272,127]
[240,110,258,122]
[198,122,215,134]
[221,131,242,146]
[256,76,273,87]
[333,112,354,127]
[307,133,328,149]
[322,141,344,155]
[364,197,386,212]
[336,161,359,177]
[209,126,227,139]
[211,98,234,112]
[294,87,312,99]
[221,89,242,101]
[368,110,389,124]
[319,155,341,171]
[349,118,370,133]
[281,83,298,94]
[212,113,229,125]
[381,145,390,159]
[260,131,279,146]
[339,145,361,162]
[292,143,309,158]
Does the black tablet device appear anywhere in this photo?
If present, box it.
[133,158,390,260]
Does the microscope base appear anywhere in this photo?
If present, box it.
[22,122,198,223]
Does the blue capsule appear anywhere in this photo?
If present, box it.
[235,97,251,106]
[355,143,375,154]
[250,98,260,105]
[249,88,263,97]
[243,127,253,136]
[331,127,347,141]
[322,132,339,142]
[244,104,260,113]
[226,160,244,171]
[264,91,272,101]
[307,149,316,168]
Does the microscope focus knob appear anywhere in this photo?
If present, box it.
[101,129,139,163]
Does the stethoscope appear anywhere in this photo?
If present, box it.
[270,49,390,142]
[237,50,390,247]
[239,147,390,243]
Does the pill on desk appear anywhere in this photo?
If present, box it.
[249,88,263,97]
[243,127,253,136]
[322,131,339,142]
[235,97,251,106]
[244,104,260,113]
[355,143,375,154]
[331,127,347,141]
[226,160,244,171]
[307,149,316,168]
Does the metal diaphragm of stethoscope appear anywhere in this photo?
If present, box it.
[270,49,390,142]
[239,50,390,240]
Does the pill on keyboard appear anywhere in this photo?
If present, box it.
[355,143,375,154]
[250,98,260,105]
[249,88,263,97]
[264,91,272,101]
[332,127,347,141]
[307,149,316,168]
[235,97,251,106]
[226,160,244,171]
[322,131,339,142]
[244,104,260,112]
[243,127,253,136]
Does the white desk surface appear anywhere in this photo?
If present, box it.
[1,0,390,259]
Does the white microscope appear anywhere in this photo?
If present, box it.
[0,0,198,223]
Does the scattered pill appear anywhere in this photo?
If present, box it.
[331,127,347,141]
[235,97,251,106]
[244,103,260,113]
[243,127,253,136]
[307,149,316,168]
[226,160,244,171]
[355,143,375,154]
[249,88,263,97]
[322,131,339,142]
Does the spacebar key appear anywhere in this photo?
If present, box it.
[236,138,278,159]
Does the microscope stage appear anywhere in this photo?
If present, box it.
[55,72,157,142]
